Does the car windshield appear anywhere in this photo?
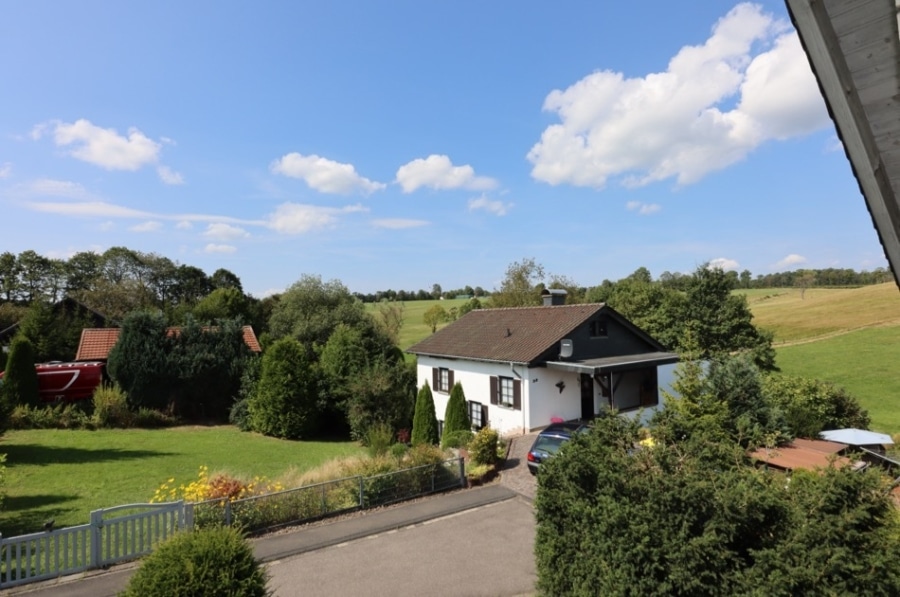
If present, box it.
[532,435,569,455]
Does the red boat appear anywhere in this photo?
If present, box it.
[0,361,108,403]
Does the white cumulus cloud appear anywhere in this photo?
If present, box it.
[203,223,250,241]
[204,244,237,254]
[528,3,829,189]
[0,162,11,179]
[395,154,497,193]
[157,165,185,185]
[266,202,368,234]
[270,153,385,195]
[774,253,807,268]
[468,194,512,216]
[708,257,740,271]
[371,218,429,229]
[176,220,193,230]
[43,119,162,171]
[625,200,662,215]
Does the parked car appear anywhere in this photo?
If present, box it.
[526,421,590,475]
[0,361,108,403]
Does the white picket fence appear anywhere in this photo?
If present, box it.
[0,501,184,589]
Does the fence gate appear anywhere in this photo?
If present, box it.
[0,501,185,589]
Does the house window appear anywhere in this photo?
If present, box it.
[469,401,484,430]
[499,377,514,407]
[432,367,453,393]
[590,318,608,338]
[490,375,521,410]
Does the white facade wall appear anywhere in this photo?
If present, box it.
[416,358,680,435]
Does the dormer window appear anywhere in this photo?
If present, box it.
[590,318,608,338]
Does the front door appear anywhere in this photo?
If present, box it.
[580,374,594,420]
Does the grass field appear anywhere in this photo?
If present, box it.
[739,283,900,343]
[0,427,363,536]
[775,326,900,435]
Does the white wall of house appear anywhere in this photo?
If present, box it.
[527,368,583,429]
[417,358,679,435]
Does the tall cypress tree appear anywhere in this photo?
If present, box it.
[2,334,40,408]
[411,382,439,446]
[442,382,470,446]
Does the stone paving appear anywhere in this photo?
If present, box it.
[498,432,539,500]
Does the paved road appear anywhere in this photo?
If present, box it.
[267,497,536,597]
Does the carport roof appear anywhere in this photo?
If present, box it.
[546,351,679,374]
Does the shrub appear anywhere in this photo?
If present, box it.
[120,526,269,597]
[92,383,132,428]
[441,382,470,448]
[363,421,394,457]
[2,335,39,408]
[411,382,438,446]
[389,443,409,460]
[468,427,499,466]
[132,407,178,428]
[8,403,90,429]
[441,430,474,450]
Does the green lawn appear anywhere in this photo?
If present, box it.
[0,426,363,536]
[776,326,900,436]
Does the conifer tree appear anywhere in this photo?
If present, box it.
[2,334,40,408]
[442,381,470,446]
[411,382,439,446]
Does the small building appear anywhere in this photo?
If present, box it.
[407,289,678,436]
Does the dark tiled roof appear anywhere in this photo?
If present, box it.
[75,326,262,361]
[408,303,606,364]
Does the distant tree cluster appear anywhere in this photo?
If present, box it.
[0,247,267,328]
[353,284,487,303]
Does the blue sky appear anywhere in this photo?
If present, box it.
[1,1,889,296]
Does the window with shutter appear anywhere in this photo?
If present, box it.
[490,376,498,405]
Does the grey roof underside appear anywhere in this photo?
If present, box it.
[786,0,900,286]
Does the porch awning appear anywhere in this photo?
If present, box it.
[546,351,679,375]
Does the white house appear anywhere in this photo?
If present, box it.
[407,290,679,436]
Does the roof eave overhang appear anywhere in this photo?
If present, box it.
[786,0,900,286]
[407,351,532,367]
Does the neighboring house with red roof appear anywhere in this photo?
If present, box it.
[407,289,678,436]
[75,326,262,361]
